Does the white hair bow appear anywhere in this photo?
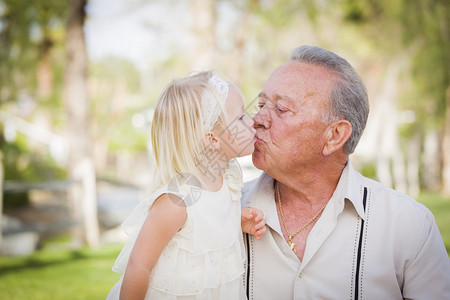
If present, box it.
[202,75,229,131]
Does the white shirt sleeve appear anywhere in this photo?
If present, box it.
[402,211,450,299]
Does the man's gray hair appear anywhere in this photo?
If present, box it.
[290,45,369,154]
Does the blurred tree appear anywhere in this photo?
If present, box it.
[0,150,3,247]
[225,0,260,84]
[64,0,99,248]
[0,0,67,103]
[333,0,449,196]
[366,0,450,195]
[0,0,100,248]
[0,1,68,187]
[89,57,145,173]
[401,0,450,196]
[189,0,217,69]
[210,0,317,100]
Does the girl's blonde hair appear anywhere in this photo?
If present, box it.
[149,71,228,191]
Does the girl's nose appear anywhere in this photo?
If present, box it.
[247,114,255,128]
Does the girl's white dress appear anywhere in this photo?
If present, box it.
[107,160,246,299]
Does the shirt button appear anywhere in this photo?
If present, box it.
[299,272,303,278]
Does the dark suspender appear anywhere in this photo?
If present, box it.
[355,187,368,300]
[245,232,251,298]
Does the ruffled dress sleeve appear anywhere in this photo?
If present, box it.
[224,158,244,202]
[111,186,183,274]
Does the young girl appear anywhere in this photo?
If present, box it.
[107,71,266,299]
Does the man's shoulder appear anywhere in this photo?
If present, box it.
[354,169,433,222]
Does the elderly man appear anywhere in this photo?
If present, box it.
[242,45,450,299]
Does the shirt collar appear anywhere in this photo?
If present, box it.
[331,160,367,220]
[242,159,367,232]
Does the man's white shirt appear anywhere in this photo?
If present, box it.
[241,161,450,300]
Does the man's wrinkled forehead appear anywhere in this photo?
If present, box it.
[262,61,336,100]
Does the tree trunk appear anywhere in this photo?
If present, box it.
[375,61,402,189]
[0,151,3,249]
[442,86,450,197]
[229,4,252,85]
[406,134,421,197]
[422,130,441,191]
[64,0,99,248]
[37,37,53,99]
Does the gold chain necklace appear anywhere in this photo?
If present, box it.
[276,181,327,254]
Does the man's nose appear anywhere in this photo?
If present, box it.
[253,107,271,129]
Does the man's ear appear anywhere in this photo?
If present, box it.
[322,120,352,156]
[205,131,220,151]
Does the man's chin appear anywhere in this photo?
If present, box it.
[251,151,265,171]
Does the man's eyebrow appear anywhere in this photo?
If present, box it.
[257,91,267,99]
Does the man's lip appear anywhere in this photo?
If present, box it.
[254,135,264,142]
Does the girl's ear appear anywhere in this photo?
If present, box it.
[322,120,352,156]
[205,131,220,151]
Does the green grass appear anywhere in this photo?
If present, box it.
[417,192,450,255]
[0,192,448,299]
[0,242,122,300]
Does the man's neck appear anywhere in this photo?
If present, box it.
[273,158,347,206]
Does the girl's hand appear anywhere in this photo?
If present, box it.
[241,207,267,240]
